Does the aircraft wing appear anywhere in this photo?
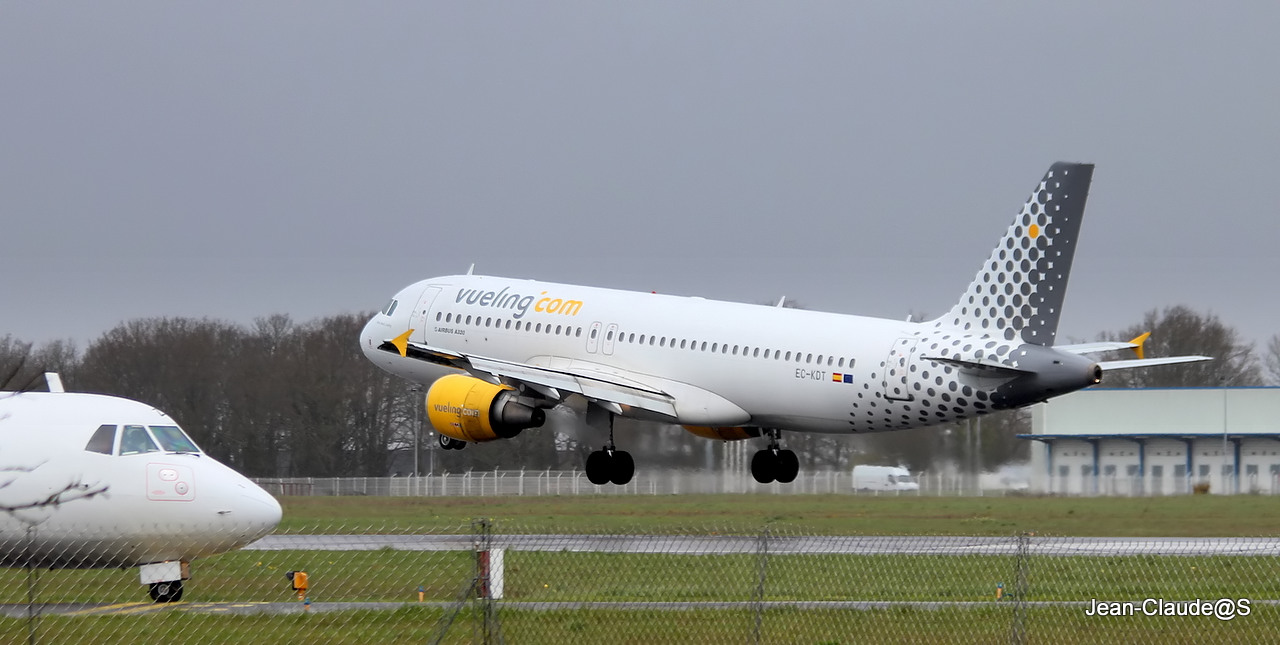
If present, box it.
[1055,332,1212,371]
[1055,341,1142,355]
[378,332,679,418]
[1056,333,1152,357]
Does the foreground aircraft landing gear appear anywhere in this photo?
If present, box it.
[149,579,183,603]
[751,430,799,484]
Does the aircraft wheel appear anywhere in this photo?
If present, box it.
[750,450,776,484]
[149,580,183,603]
[439,435,465,450]
[775,450,799,484]
[585,450,611,485]
[610,451,635,486]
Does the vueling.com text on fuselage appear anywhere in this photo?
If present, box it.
[454,287,584,319]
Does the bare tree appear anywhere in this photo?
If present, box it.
[1100,305,1262,388]
[1265,334,1280,386]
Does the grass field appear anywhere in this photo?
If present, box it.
[5,494,1280,643]
[277,493,1280,536]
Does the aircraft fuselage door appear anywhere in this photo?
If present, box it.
[586,322,602,354]
[602,323,618,356]
[410,286,443,343]
[883,338,919,401]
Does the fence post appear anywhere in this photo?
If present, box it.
[751,526,770,645]
[1010,531,1030,645]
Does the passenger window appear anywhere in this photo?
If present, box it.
[119,425,159,455]
[639,335,646,344]
[536,323,543,333]
[557,325,563,335]
[576,327,582,338]
[838,357,845,367]
[85,424,116,455]
[711,343,718,353]
[764,349,771,359]
[785,351,792,361]
[607,330,614,341]
[435,312,442,322]
[680,339,687,349]
[590,328,598,339]
[151,425,199,453]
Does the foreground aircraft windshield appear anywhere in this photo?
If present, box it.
[151,425,200,453]
[360,162,1212,487]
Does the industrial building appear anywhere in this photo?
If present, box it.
[1024,388,1280,495]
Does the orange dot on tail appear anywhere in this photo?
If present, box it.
[1028,224,1040,239]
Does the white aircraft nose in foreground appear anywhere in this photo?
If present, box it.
[0,376,281,602]
[361,162,1209,486]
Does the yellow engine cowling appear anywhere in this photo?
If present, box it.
[682,425,761,441]
[426,374,546,443]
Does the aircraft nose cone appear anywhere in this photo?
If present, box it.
[240,487,283,539]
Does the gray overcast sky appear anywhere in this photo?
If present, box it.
[2,2,1277,351]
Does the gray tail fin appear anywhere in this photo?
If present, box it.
[934,162,1094,346]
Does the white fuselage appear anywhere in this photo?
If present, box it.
[0,392,282,568]
[361,274,1088,435]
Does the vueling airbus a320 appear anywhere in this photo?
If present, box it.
[361,162,1209,486]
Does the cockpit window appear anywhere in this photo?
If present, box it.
[85,424,116,454]
[150,425,200,453]
[119,424,160,455]
[382,299,399,316]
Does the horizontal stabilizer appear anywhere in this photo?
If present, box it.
[920,356,1033,377]
[1097,355,1212,371]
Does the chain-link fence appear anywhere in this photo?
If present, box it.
[3,522,1277,644]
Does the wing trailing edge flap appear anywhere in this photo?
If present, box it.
[467,356,679,418]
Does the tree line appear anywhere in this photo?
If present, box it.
[2,305,1276,478]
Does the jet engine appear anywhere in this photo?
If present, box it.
[425,374,546,443]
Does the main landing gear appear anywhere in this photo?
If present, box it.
[439,435,467,450]
[584,410,635,486]
[751,430,799,484]
[585,446,635,486]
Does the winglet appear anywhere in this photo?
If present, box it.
[775,296,787,308]
[390,330,414,357]
[1128,332,1151,360]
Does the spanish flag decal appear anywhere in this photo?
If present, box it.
[832,373,843,383]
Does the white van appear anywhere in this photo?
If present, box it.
[852,465,919,493]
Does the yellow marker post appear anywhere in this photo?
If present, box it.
[996,583,1004,600]
[418,585,425,602]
